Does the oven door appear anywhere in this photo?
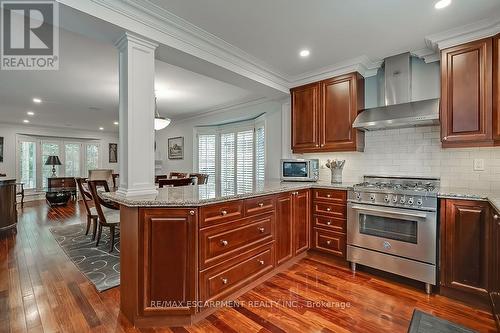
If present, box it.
[347,203,436,264]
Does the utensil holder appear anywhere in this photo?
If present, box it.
[331,168,343,184]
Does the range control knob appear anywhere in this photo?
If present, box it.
[400,196,406,204]
[392,195,398,203]
[417,198,423,206]
[370,194,376,201]
[355,192,361,200]
[384,195,390,203]
[407,197,414,205]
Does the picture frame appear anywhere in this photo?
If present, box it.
[168,137,184,160]
[109,143,118,163]
[0,137,3,163]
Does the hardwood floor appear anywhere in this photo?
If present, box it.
[0,201,496,333]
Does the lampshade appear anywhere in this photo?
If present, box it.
[154,116,171,131]
[45,155,62,166]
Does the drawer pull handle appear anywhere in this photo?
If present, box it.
[258,260,264,265]
[326,194,331,198]
[326,221,332,225]
[326,207,331,212]
[258,202,264,207]
[326,240,332,245]
[221,210,227,216]
[189,210,195,216]
[221,278,228,285]
[220,240,228,247]
[494,214,499,220]
[257,227,265,233]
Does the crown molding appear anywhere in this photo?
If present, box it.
[425,17,500,51]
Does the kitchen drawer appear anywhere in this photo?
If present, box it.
[199,245,274,302]
[312,228,346,258]
[244,195,275,217]
[200,200,244,228]
[313,215,346,233]
[200,214,274,269]
[313,189,347,203]
[313,202,346,218]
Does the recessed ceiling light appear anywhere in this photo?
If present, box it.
[299,49,310,57]
[33,98,42,103]
[113,121,119,125]
[23,119,30,123]
[99,127,104,131]
[434,0,451,9]
[27,111,35,116]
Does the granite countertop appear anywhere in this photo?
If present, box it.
[102,180,356,207]
[0,178,16,184]
[437,187,500,213]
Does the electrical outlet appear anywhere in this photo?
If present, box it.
[473,159,485,171]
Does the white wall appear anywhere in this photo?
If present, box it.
[155,101,283,179]
[0,123,119,179]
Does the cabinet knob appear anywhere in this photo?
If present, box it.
[326,240,332,245]
[326,194,331,198]
[443,136,448,141]
[320,144,324,147]
[258,260,264,265]
[221,278,228,285]
[189,210,195,216]
[258,202,264,207]
[315,144,319,147]
[326,221,332,225]
[494,214,499,220]
[257,227,265,233]
[326,207,331,212]
[220,240,228,247]
[220,210,227,216]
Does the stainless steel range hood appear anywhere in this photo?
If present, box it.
[353,53,440,131]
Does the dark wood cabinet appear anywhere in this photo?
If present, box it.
[291,72,364,153]
[320,73,364,151]
[490,207,500,330]
[293,190,311,255]
[441,38,494,147]
[440,199,491,304]
[276,193,293,265]
[493,34,500,142]
[291,82,320,151]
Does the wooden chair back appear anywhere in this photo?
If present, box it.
[169,172,188,179]
[112,173,119,188]
[87,180,114,227]
[189,173,209,184]
[158,177,196,188]
[88,169,114,188]
[76,178,93,216]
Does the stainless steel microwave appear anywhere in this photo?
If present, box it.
[280,159,319,182]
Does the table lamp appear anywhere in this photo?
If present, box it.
[45,156,62,177]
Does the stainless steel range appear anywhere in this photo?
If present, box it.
[347,175,440,294]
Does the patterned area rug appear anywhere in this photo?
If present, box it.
[50,223,120,292]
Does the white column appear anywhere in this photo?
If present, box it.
[115,32,158,197]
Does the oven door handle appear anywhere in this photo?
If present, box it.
[350,205,428,219]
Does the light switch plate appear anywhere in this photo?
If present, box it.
[473,159,485,171]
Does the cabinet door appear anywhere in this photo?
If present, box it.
[293,190,310,255]
[442,200,490,297]
[276,193,293,265]
[291,83,320,151]
[493,34,500,141]
[441,38,493,146]
[491,208,500,328]
[320,73,364,151]
[140,208,196,316]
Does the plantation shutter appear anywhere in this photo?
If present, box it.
[220,132,235,196]
[236,129,254,194]
[255,125,265,188]
[198,134,216,197]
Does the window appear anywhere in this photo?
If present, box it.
[16,136,102,190]
[196,115,266,196]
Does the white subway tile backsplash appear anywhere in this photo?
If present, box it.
[300,125,500,191]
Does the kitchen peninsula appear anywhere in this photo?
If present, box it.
[103,181,354,327]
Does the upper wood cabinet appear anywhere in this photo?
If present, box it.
[291,72,364,153]
[441,37,495,147]
[291,82,320,150]
[494,34,500,142]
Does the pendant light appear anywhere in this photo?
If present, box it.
[154,97,171,131]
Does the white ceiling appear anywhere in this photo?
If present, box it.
[147,0,500,77]
[0,23,261,132]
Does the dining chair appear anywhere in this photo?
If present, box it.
[16,182,24,208]
[88,169,114,189]
[158,177,196,188]
[112,173,119,188]
[155,174,169,183]
[76,178,98,239]
[189,173,209,185]
[169,172,188,179]
[87,180,120,252]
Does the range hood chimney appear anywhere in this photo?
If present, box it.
[353,52,440,131]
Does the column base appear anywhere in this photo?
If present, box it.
[116,186,158,198]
